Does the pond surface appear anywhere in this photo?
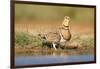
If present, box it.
[15,55,94,66]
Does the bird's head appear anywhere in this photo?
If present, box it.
[62,16,70,27]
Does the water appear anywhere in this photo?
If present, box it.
[15,55,94,66]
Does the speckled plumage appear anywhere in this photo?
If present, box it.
[40,16,71,50]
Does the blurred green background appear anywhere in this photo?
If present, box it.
[15,3,95,49]
[15,4,94,23]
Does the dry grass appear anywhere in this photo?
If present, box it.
[15,21,94,35]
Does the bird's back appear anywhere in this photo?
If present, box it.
[45,32,61,43]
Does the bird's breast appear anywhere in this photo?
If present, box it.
[60,29,71,41]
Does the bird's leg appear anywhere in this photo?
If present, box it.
[53,43,57,50]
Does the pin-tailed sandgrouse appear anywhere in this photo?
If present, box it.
[40,16,71,50]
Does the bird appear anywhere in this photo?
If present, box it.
[59,16,71,42]
[38,32,61,50]
[44,32,61,50]
[39,16,71,50]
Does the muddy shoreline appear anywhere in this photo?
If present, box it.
[15,46,94,56]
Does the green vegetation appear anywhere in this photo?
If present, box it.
[15,32,94,48]
[70,34,94,47]
[15,32,42,48]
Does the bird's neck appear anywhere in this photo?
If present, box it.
[62,26,70,30]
